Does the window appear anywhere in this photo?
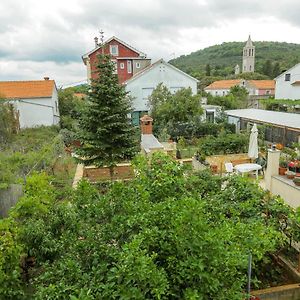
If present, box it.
[285,73,291,81]
[55,101,58,112]
[136,62,141,69]
[127,61,132,73]
[266,90,270,95]
[222,91,225,96]
[109,45,119,56]
[120,63,124,69]
[206,111,215,123]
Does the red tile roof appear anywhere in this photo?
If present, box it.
[205,79,241,90]
[248,80,275,89]
[0,80,55,99]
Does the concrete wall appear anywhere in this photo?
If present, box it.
[252,284,300,300]
[126,61,198,112]
[271,176,300,208]
[275,64,300,100]
[205,88,230,97]
[13,89,59,128]
[0,184,23,218]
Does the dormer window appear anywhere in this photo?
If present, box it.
[109,45,119,56]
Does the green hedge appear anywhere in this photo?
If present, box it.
[167,121,235,141]
[197,133,248,156]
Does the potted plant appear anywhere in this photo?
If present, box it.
[286,170,296,179]
[279,158,288,175]
[293,176,300,186]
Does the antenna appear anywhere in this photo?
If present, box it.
[99,29,104,54]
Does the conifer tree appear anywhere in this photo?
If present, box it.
[76,53,137,178]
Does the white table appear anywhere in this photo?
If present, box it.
[234,163,262,179]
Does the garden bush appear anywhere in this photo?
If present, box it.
[167,121,235,141]
[0,154,295,299]
[197,133,248,156]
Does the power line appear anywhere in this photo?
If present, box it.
[60,79,88,89]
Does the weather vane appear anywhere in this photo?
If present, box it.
[99,29,104,45]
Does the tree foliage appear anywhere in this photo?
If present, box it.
[75,54,137,172]
[148,83,203,134]
[0,153,295,299]
[170,41,300,80]
[207,85,248,110]
[0,100,18,146]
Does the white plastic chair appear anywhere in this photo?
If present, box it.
[225,163,234,175]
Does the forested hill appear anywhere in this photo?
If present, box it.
[169,41,300,79]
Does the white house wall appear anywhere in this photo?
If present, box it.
[275,64,300,100]
[126,63,197,112]
[14,97,57,128]
[205,89,230,97]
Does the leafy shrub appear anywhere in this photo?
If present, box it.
[197,133,248,156]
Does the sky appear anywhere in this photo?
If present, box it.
[1,0,300,87]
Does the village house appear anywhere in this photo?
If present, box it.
[124,59,199,124]
[245,80,275,97]
[82,36,151,84]
[205,79,275,98]
[0,78,60,128]
[275,63,300,100]
[204,79,243,96]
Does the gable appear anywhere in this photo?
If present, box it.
[83,36,146,62]
[275,63,300,81]
[0,80,55,99]
[125,59,198,85]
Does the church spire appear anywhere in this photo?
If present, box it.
[242,35,255,73]
[245,35,253,47]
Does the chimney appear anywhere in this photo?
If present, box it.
[44,77,49,80]
[94,37,99,47]
[140,115,153,135]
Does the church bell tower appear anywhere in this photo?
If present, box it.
[242,35,255,73]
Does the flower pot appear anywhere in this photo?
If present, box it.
[279,167,287,176]
[210,164,218,174]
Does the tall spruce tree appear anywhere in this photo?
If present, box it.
[76,53,137,178]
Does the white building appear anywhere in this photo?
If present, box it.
[275,63,300,100]
[124,59,198,124]
[0,78,60,128]
[204,79,243,96]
